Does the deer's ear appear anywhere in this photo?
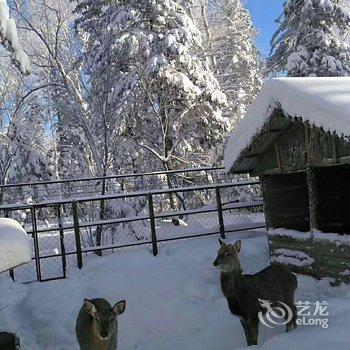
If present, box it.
[218,238,224,246]
[233,240,242,253]
[84,299,97,315]
[113,300,126,315]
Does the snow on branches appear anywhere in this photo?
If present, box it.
[77,0,229,169]
[0,0,31,75]
[199,0,264,123]
[268,0,350,77]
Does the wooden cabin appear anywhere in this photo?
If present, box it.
[225,78,350,283]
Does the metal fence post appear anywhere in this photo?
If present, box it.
[72,201,83,269]
[215,186,226,239]
[57,204,67,277]
[148,193,158,256]
[31,206,42,281]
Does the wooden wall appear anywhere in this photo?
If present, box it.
[269,232,350,284]
[261,173,310,231]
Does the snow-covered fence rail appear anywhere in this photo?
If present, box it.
[0,166,227,205]
[0,179,265,282]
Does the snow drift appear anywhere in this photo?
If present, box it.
[0,218,31,272]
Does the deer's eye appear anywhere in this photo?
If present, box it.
[109,317,114,322]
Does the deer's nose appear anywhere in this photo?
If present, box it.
[213,259,218,267]
[100,331,108,340]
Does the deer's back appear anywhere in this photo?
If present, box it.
[222,265,297,318]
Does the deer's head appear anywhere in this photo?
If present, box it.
[213,239,242,273]
[84,299,126,340]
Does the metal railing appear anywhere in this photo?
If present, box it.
[0,166,227,205]
[0,178,265,283]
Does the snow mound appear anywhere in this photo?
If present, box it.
[224,77,350,171]
[271,248,315,268]
[0,218,31,273]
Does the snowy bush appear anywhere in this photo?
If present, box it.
[0,218,31,272]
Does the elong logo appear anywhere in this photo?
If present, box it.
[258,299,329,329]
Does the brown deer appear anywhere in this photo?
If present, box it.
[213,239,297,346]
[76,298,126,350]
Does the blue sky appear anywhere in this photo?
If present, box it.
[245,0,285,57]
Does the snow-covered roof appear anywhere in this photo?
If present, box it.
[224,77,350,172]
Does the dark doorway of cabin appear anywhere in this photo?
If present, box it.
[315,165,350,234]
[262,172,310,232]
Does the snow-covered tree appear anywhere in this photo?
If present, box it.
[0,62,52,204]
[268,0,350,77]
[198,0,264,123]
[12,0,106,179]
[0,0,30,74]
[77,0,229,173]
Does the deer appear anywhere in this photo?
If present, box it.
[76,298,126,350]
[0,332,20,349]
[213,239,297,346]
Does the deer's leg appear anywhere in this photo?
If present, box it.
[240,318,253,346]
[286,304,298,332]
[248,317,259,345]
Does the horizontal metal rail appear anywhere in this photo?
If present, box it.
[27,222,267,260]
[0,166,225,189]
[0,180,260,211]
[22,200,263,235]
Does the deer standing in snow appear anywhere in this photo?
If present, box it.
[213,239,297,346]
[76,298,126,350]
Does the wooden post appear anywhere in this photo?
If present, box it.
[72,201,83,269]
[274,143,283,173]
[306,166,321,279]
[331,134,339,163]
[148,193,158,256]
[215,186,226,239]
[306,166,318,230]
[304,124,311,163]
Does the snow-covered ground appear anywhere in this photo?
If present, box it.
[0,231,349,349]
[13,209,265,282]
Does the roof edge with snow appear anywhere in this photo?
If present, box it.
[224,77,350,173]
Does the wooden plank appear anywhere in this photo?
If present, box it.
[331,134,339,163]
[306,167,318,230]
[255,168,281,176]
[275,143,283,173]
[304,123,311,163]
[339,155,350,164]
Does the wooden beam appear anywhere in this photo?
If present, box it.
[304,124,311,163]
[257,168,281,176]
[267,128,287,133]
[339,156,350,164]
[306,166,318,230]
[244,119,293,164]
[310,156,350,168]
[244,153,262,159]
[331,134,339,163]
[275,143,283,173]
